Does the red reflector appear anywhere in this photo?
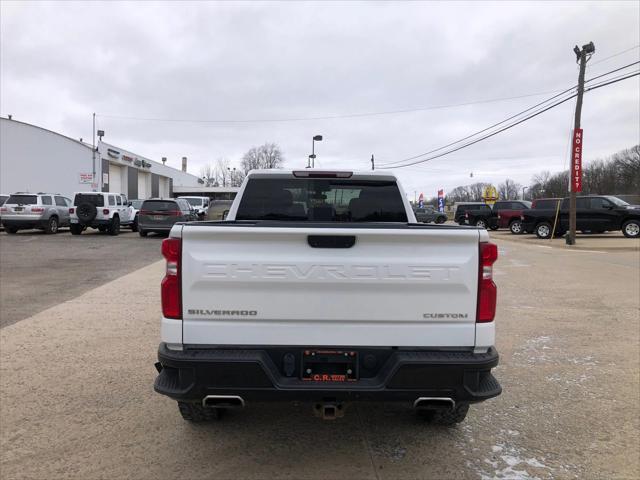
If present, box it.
[69,208,75,214]
[31,207,44,213]
[161,237,182,319]
[103,209,109,215]
[477,242,498,323]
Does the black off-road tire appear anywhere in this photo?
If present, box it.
[436,216,446,224]
[420,404,470,425]
[130,215,138,232]
[108,216,120,236]
[70,224,83,235]
[5,226,18,234]
[622,219,640,238]
[138,229,147,237]
[76,202,97,224]
[177,401,221,422]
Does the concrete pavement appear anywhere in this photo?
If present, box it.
[1,237,639,479]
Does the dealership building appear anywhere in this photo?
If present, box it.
[0,116,203,200]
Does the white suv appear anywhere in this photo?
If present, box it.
[69,192,134,236]
[178,196,209,218]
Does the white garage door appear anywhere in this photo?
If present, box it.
[138,172,150,199]
[109,164,122,194]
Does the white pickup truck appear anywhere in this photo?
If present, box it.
[154,170,501,424]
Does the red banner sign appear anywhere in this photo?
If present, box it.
[571,128,583,192]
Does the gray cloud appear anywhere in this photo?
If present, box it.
[1,1,638,197]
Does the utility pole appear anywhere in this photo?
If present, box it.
[371,154,375,170]
[567,41,595,245]
[92,113,96,192]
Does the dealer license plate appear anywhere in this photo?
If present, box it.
[301,350,358,382]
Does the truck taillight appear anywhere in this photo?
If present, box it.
[477,242,498,323]
[31,207,44,213]
[161,237,182,319]
[69,208,75,214]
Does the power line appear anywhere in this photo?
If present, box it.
[588,45,640,67]
[96,89,572,125]
[378,64,640,169]
[377,87,578,167]
[378,94,578,170]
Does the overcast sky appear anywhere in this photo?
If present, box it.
[2,1,638,198]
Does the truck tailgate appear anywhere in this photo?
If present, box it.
[180,225,481,347]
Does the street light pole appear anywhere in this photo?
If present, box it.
[522,186,528,201]
[310,135,322,168]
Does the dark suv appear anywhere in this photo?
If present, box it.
[454,203,488,225]
[138,198,194,237]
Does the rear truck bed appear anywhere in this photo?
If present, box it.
[154,221,501,418]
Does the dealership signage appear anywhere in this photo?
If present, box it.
[571,128,583,192]
[418,192,424,208]
[78,173,94,184]
[437,189,445,212]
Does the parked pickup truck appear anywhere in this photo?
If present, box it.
[522,195,640,239]
[154,170,501,424]
[465,201,532,234]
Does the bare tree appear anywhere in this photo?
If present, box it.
[241,143,284,174]
[214,157,230,187]
[199,164,216,187]
[498,178,521,200]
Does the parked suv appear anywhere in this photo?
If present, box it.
[1,192,71,234]
[413,206,447,224]
[138,198,193,237]
[69,192,133,236]
[453,202,487,224]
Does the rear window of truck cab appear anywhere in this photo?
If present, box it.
[236,178,408,222]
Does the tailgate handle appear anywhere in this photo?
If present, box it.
[307,235,356,248]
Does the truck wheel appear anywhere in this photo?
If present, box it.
[177,401,221,422]
[474,219,487,229]
[436,216,446,224]
[421,404,469,425]
[70,224,83,235]
[5,226,18,234]
[509,220,523,235]
[108,216,120,236]
[130,215,138,232]
[535,221,552,239]
[138,228,147,237]
[622,220,640,238]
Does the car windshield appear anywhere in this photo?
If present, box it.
[131,200,144,209]
[74,194,104,207]
[236,178,408,222]
[605,196,629,207]
[184,198,203,206]
[7,195,38,205]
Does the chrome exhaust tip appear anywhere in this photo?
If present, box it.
[202,395,245,408]
[413,397,455,410]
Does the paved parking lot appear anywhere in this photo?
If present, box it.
[1,232,639,479]
[0,229,164,328]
